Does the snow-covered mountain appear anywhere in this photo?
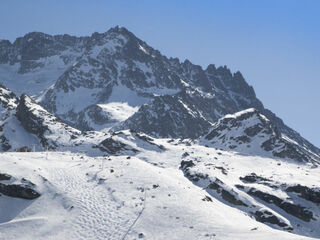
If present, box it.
[200,108,320,163]
[0,26,318,156]
[0,85,106,153]
[0,27,319,239]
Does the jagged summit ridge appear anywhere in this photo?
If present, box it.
[0,84,18,113]
[15,94,81,149]
[201,108,320,163]
[0,26,318,157]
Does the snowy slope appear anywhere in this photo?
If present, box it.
[0,85,27,151]
[0,26,319,240]
[200,108,320,163]
[0,135,319,239]
[0,90,107,152]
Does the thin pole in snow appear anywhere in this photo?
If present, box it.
[121,185,147,240]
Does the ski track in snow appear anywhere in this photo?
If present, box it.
[0,149,319,240]
[48,167,132,240]
[121,188,146,240]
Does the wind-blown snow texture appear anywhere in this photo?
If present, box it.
[0,136,319,240]
[0,26,319,239]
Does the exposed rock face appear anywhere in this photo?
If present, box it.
[201,108,320,163]
[97,130,166,155]
[238,174,320,221]
[16,94,50,147]
[0,173,40,200]
[117,90,213,138]
[0,85,18,113]
[0,85,19,151]
[0,27,318,158]
[98,137,138,155]
[16,146,32,152]
[0,173,11,181]
[239,173,271,183]
[0,32,88,69]
[0,183,40,199]
[254,210,293,230]
[286,185,320,205]
[40,26,183,129]
[180,159,293,231]
[247,188,314,222]
[207,180,248,207]
[15,94,81,149]
[0,26,319,160]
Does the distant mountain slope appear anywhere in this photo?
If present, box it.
[200,108,320,163]
[0,85,106,152]
[0,26,318,156]
[115,90,213,138]
[15,94,82,149]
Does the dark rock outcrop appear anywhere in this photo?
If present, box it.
[0,85,18,112]
[16,94,50,147]
[207,181,248,206]
[15,94,81,150]
[99,137,138,155]
[286,185,320,205]
[254,210,293,230]
[0,183,40,199]
[118,90,213,139]
[16,146,32,152]
[247,188,314,222]
[240,173,272,183]
[0,173,11,181]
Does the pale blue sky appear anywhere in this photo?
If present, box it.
[0,0,319,147]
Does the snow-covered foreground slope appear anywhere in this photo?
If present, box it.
[0,135,319,240]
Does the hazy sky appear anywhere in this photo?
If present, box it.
[0,0,319,147]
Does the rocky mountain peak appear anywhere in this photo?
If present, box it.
[202,108,319,163]
[0,24,319,240]
[221,108,271,124]
[13,32,62,61]
[0,85,18,112]
[205,63,217,73]
[16,31,53,43]
[16,93,81,149]
[106,25,134,37]
[0,26,318,159]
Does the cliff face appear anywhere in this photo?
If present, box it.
[0,26,318,157]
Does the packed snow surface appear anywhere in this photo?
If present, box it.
[97,102,139,122]
[0,135,319,240]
